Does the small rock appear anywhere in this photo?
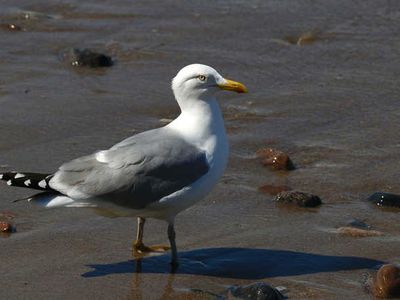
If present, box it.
[0,220,13,232]
[336,227,383,237]
[368,192,400,208]
[373,264,400,298]
[1,23,23,31]
[258,184,291,196]
[347,219,370,230]
[62,48,113,68]
[275,191,322,207]
[227,282,285,300]
[257,148,295,171]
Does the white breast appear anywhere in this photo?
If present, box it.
[144,98,229,221]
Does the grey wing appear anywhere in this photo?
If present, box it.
[49,128,210,209]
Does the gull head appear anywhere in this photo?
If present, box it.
[172,64,248,102]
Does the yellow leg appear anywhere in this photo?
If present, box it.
[132,217,170,258]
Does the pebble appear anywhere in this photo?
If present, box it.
[0,211,16,235]
[185,283,285,300]
[257,148,295,171]
[373,264,400,298]
[275,191,322,207]
[0,220,14,233]
[62,48,113,68]
[368,192,400,208]
[227,282,285,300]
[347,219,370,230]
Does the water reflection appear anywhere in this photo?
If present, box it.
[131,269,177,300]
[82,247,382,279]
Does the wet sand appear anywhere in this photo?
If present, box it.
[1,1,400,299]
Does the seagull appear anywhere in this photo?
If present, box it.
[0,64,247,266]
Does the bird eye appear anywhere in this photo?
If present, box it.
[197,75,207,82]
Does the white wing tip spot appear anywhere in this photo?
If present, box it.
[95,151,108,163]
[24,179,31,186]
[6,180,12,186]
[0,174,3,179]
[15,173,25,179]
[38,180,47,189]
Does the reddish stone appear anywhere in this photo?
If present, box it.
[0,221,13,232]
[374,264,400,298]
[257,148,295,171]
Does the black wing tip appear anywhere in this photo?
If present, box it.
[0,171,54,191]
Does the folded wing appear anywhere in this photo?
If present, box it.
[49,128,210,209]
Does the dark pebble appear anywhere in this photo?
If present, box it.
[373,264,400,298]
[368,192,400,208]
[227,282,285,300]
[258,184,291,196]
[256,148,295,171]
[275,191,322,208]
[64,48,113,68]
[347,219,371,230]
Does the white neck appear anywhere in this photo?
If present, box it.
[167,97,226,148]
[165,92,230,205]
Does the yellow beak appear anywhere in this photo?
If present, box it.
[218,78,248,93]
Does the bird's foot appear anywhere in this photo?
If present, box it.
[132,242,170,258]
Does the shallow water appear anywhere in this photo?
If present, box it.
[1,0,400,299]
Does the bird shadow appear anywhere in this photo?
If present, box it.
[82,247,383,279]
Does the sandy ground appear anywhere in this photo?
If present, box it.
[1,1,400,299]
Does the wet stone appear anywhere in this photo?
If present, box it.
[373,264,400,298]
[368,192,400,208]
[275,191,322,208]
[257,148,295,171]
[0,220,14,233]
[0,212,16,236]
[347,219,371,230]
[227,282,285,300]
[62,48,113,68]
